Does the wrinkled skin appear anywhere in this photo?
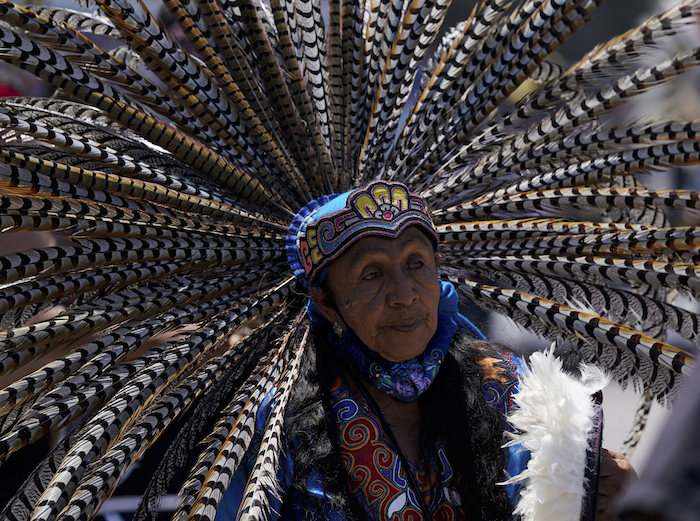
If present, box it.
[310,226,441,362]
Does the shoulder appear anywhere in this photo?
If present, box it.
[451,335,525,417]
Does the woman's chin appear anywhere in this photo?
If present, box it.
[369,331,432,362]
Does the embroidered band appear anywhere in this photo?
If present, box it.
[287,180,438,288]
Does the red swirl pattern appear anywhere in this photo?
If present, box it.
[329,378,466,521]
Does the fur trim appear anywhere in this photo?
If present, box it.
[504,348,609,521]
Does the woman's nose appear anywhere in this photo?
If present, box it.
[386,270,418,306]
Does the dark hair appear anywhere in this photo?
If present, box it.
[422,335,513,520]
[284,327,513,520]
[284,327,363,519]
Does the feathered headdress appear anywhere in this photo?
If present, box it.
[0,0,697,520]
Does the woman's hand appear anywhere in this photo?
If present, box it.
[597,448,637,521]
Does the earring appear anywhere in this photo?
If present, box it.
[332,321,343,337]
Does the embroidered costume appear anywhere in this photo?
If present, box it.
[329,376,466,521]
[216,337,530,521]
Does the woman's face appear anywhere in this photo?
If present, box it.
[312,227,441,362]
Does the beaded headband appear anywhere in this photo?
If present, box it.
[286,180,438,288]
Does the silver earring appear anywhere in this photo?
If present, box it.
[332,321,343,337]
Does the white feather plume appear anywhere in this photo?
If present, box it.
[504,346,610,521]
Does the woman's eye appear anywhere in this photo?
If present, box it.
[409,260,425,269]
[363,271,381,280]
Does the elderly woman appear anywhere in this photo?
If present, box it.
[217,180,631,521]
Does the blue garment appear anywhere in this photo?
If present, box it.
[330,311,455,401]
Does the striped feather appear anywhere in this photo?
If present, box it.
[267,0,333,193]
[328,0,345,176]
[225,0,330,191]
[451,262,699,347]
[621,388,654,457]
[361,0,451,177]
[234,319,308,521]
[134,310,285,521]
[54,318,278,521]
[26,282,292,521]
[26,5,121,38]
[446,253,700,297]
[174,327,292,520]
[0,4,230,153]
[389,0,510,177]
[406,0,604,183]
[160,0,308,204]
[0,418,87,521]
[445,275,691,397]
[502,0,700,129]
[439,120,700,190]
[295,0,334,153]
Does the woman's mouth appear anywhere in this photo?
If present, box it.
[389,320,420,332]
